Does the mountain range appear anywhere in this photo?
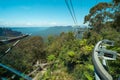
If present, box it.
[0,25,88,39]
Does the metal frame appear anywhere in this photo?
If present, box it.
[92,40,113,80]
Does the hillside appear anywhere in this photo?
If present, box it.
[0,27,22,39]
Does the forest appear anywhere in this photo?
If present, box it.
[0,0,120,80]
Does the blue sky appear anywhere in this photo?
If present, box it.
[0,0,112,27]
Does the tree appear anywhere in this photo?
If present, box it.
[1,36,46,74]
[84,0,120,79]
[84,2,113,32]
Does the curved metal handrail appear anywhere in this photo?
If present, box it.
[92,41,113,80]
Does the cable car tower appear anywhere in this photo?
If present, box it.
[65,0,87,39]
[74,26,88,38]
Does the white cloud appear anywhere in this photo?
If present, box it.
[0,20,74,27]
[50,22,57,25]
[25,22,33,26]
[29,21,59,27]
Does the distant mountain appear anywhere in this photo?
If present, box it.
[35,26,73,37]
[0,27,22,37]
[11,27,48,35]
[0,27,22,40]
[10,26,73,37]
[8,25,88,39]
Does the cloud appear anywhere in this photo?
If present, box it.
[50,22,57,25]
[0,20,70,27]
[25,22,33,26]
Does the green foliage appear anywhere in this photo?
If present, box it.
[45,32,95,79]
[67,51,75,57]
[84,0,120,79]
[108,60,120,79]
[0,0,120,79]
[47,54,56,61]
[84,0,120,32]
[1,36,46,74]
[73,63,94,80]
[111,47,120,52]
[41,69,51,80]
[113,15,120,32]
[79,39,94,55]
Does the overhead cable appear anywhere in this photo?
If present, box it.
[70,0,78,24]
[65,0,77,25]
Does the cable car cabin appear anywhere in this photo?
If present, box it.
[74,26,87,39]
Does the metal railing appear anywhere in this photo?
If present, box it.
[92,40,119,80]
